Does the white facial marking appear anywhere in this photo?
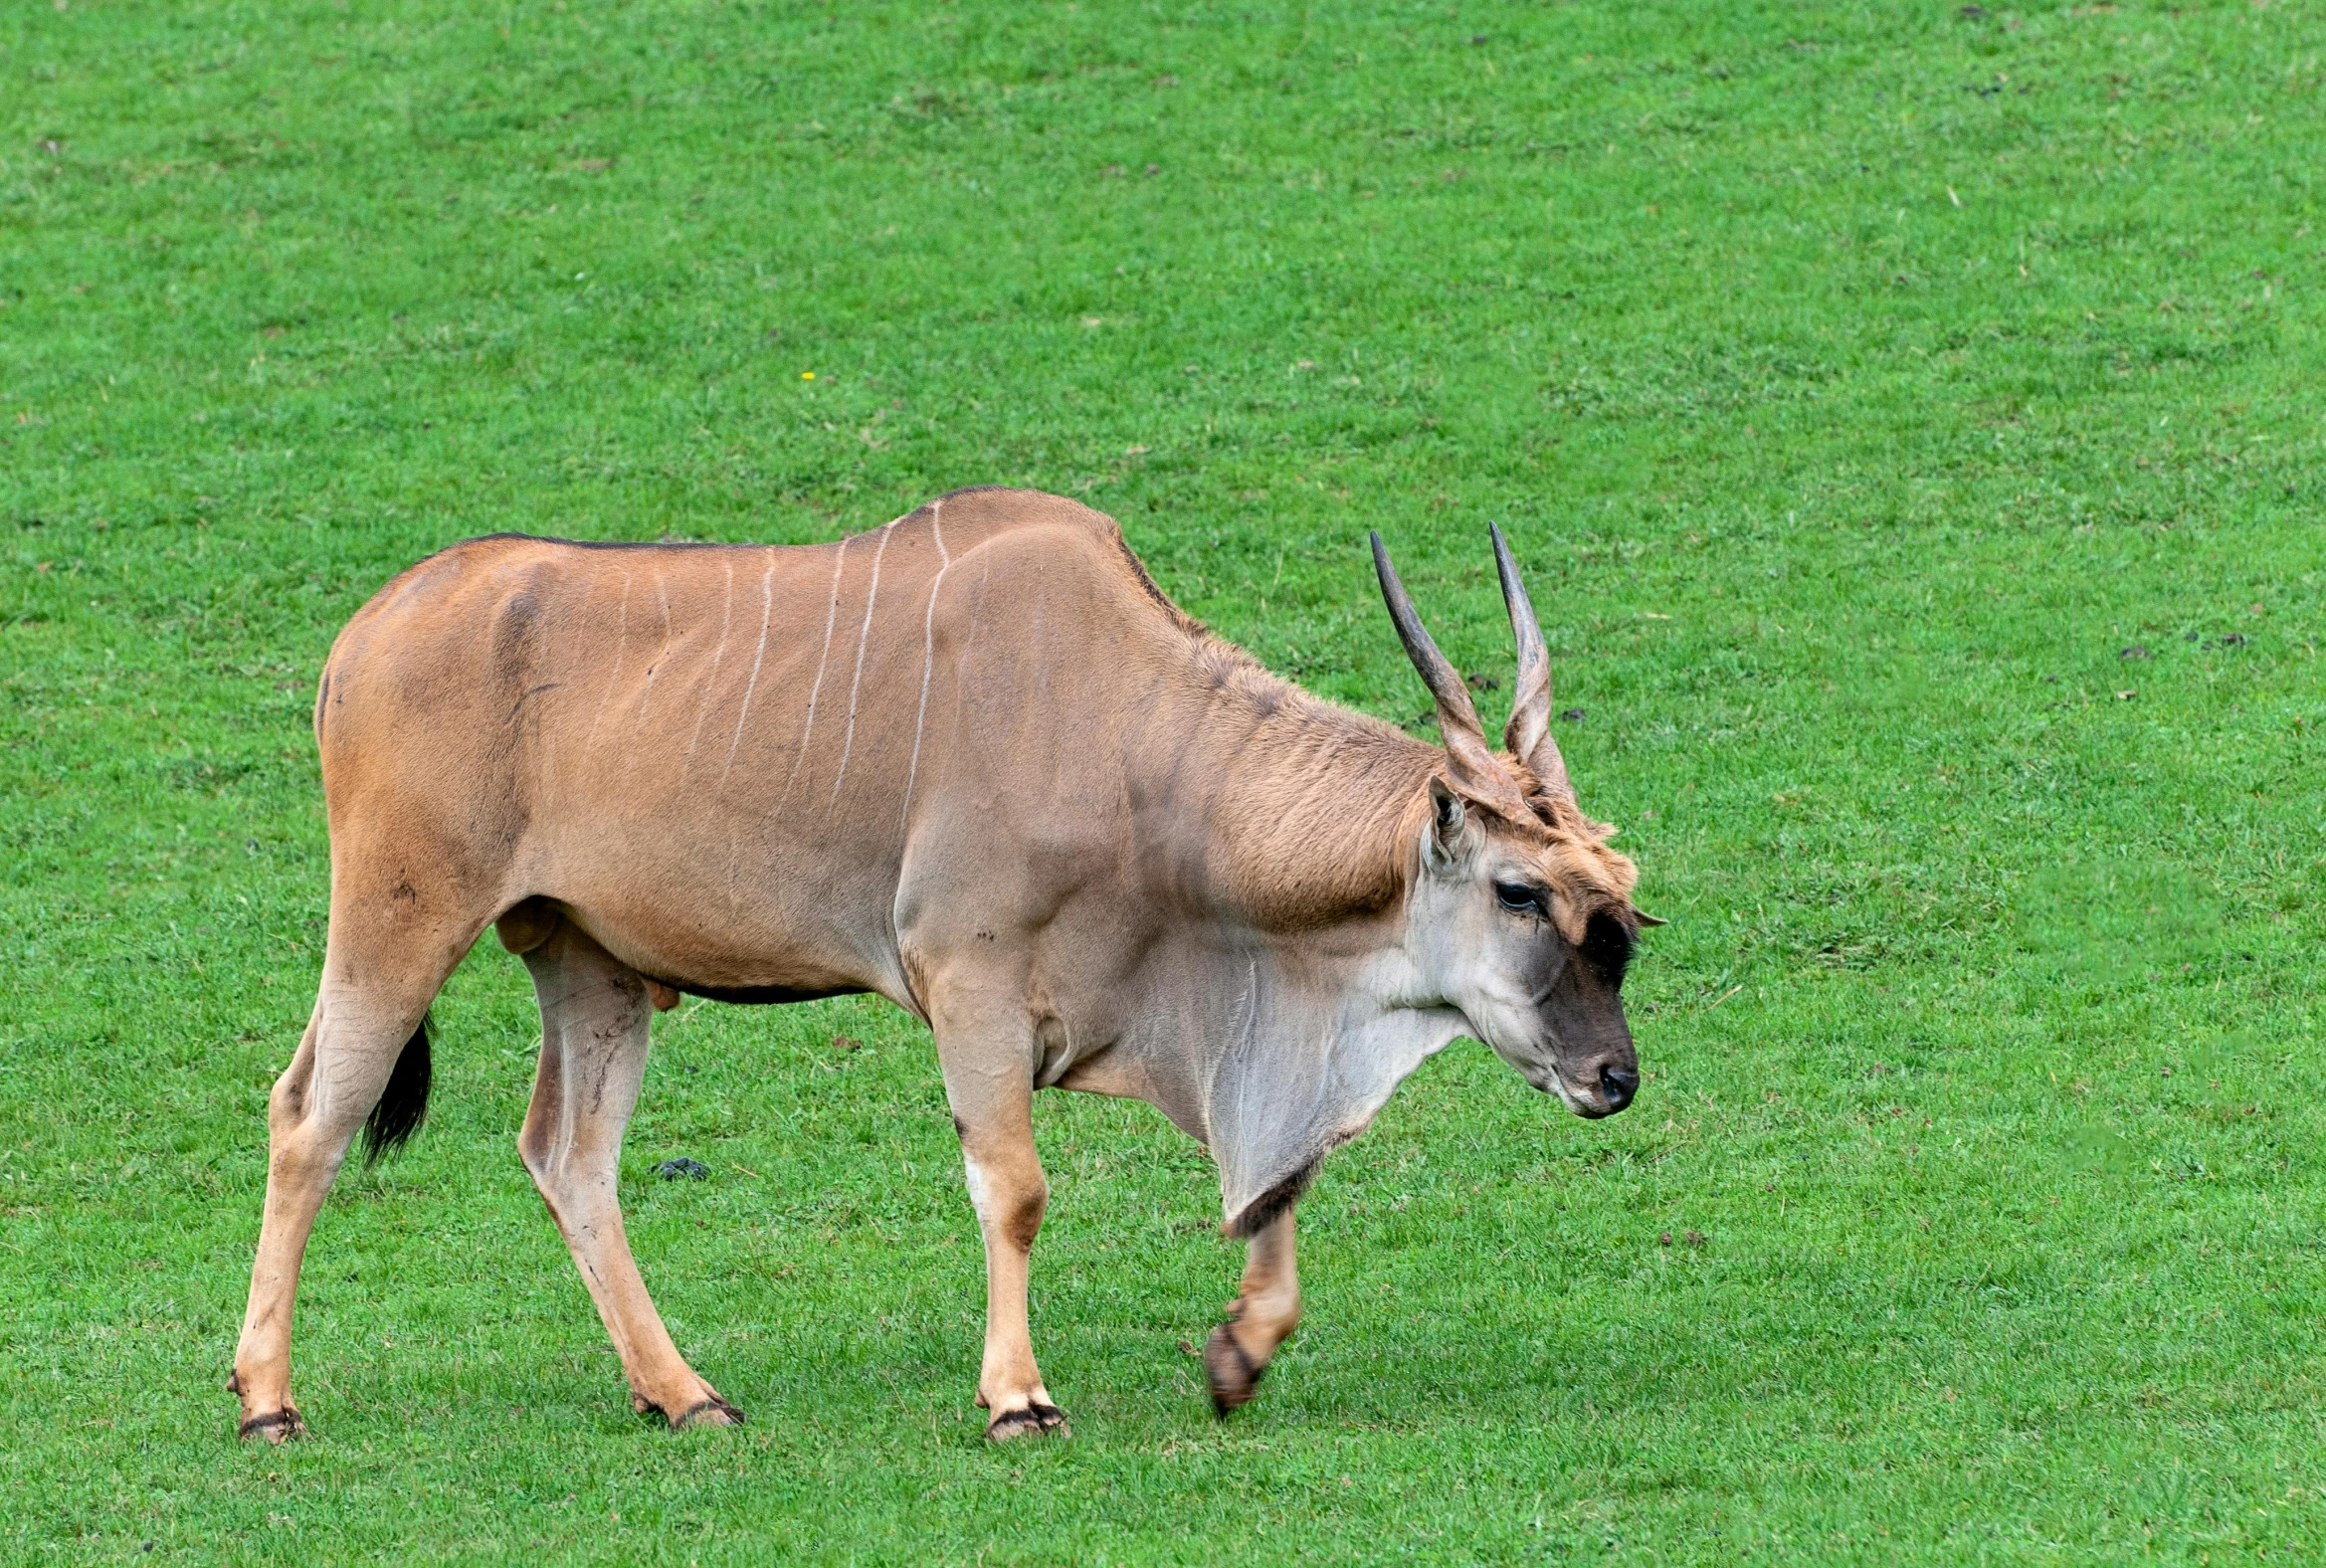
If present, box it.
[1401,829,1589,1102]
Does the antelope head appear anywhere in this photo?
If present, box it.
[1373,526,1656,1119]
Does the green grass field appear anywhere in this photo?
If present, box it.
[5,0,2324,1560]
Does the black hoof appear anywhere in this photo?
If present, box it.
[238,1408,306,1444]
[986,1402,1069,1442]
[673,1395,745,1429]
[1205,1322,1264,1417]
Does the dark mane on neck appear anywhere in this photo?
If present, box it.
[1103,519,1627,935]
[1178,637,1440,931]
[1156,636,1641,935]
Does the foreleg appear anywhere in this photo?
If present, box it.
[940,1033,1065,1441]
[1205,1207,1301,1416]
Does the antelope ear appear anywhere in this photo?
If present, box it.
[1425,776,1468,867]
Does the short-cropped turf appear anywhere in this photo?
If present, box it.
[2,0,2321,1561]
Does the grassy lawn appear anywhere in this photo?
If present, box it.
[4,0,2324,1560]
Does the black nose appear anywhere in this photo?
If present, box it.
[1599,1064,1640,1111]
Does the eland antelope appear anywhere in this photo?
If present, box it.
[229,488,1651,1443]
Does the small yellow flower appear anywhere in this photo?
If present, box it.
[801,371,816,380]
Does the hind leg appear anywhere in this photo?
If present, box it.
[515,915,739,1429]
[231,963,447,1441]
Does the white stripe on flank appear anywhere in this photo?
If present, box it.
[779,535,852,805]
[899,499,951,832]
[828,518,896,803]
[677,560,736,791]
[721,553,777,782]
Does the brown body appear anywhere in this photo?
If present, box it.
[231,488,1648,1442]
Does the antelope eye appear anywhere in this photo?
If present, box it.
[1493,882,1546,915]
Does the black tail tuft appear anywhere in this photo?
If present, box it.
[360,1014,433,1165]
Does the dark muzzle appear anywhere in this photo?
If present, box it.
[1599,1063,1640,1113]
